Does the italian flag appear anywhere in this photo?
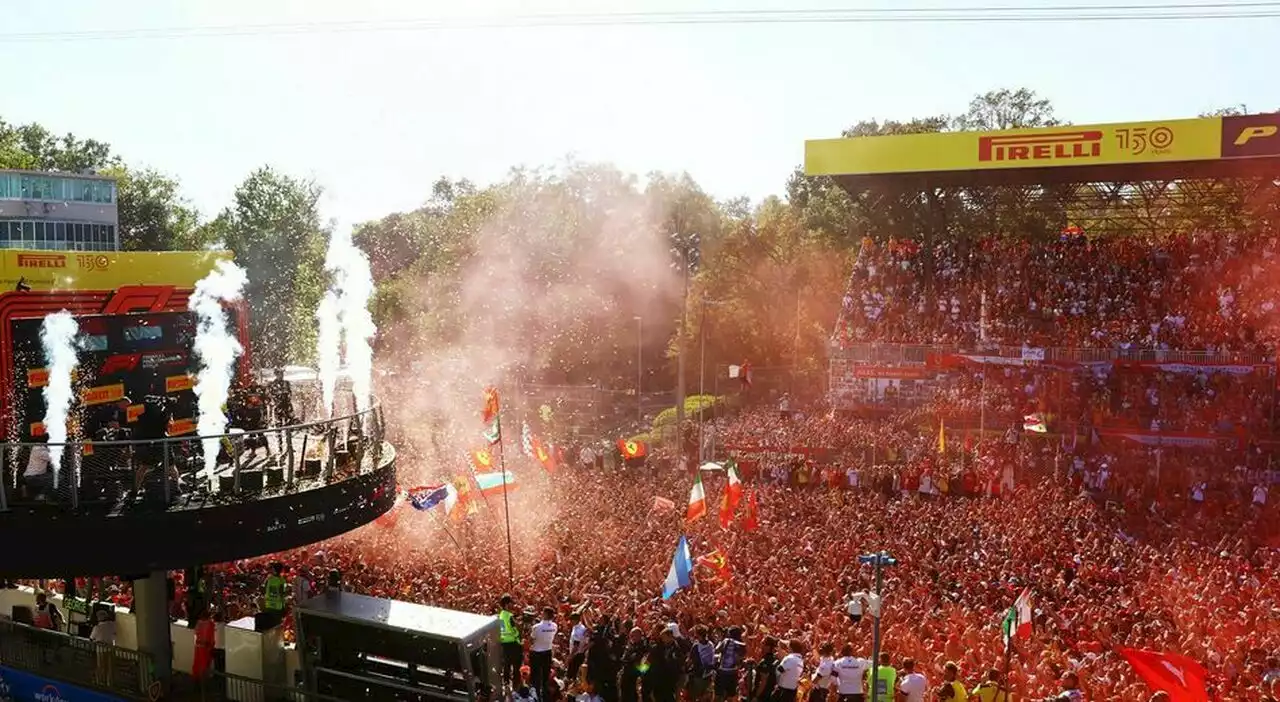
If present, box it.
[1001,588,1032,648]
[725,463,743,507]
[686,472,707,522]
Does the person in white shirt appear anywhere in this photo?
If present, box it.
[90,609,117,686]
[810,643,835,702]
[897,658,928,702]
[567,611,590,686]
[529,606,558,701]
[23,441,53,500]
[831,644,870,702]
[775,640,804,702]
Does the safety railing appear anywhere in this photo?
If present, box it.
[0,391,387,514]
[0,617,156,699]
[830,342,1273,366]
[197,670,347,702]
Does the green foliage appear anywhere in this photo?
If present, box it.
[102,165,210,251]
[0,118,113,172]
[652,395,721,431]
[0,116,214,252]
[214,167,328,367]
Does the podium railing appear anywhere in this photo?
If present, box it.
[0,392,386,514]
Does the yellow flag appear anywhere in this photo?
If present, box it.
[937,418,946,454]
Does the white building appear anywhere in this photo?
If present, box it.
[0,169,119,251]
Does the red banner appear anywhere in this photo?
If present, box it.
[852,366,935,380]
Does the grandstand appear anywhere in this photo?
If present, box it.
[807,113,1280,430]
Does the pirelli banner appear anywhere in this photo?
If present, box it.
[805,113,1280,178]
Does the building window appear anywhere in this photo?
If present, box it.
[0,173,115,204]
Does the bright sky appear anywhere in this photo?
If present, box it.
[1,0,1277,230]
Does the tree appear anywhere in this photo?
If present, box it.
[102,165,211,251]
[688,197,849,398]
[1,115,218,251]
[953,88,1059,131]
[787,115,952,247]
[0,118,113,172]
[215,167,328,367]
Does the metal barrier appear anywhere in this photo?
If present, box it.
[0,390,386,514]
[831,342,1273,366]
[0,617,156,699]
[198,670,346,702]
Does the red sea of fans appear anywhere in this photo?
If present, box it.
[64,234,1280,700]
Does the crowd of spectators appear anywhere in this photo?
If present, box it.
[130,433,1274,701]
[924,362,1274,437]
[25,231,1280,700]
[834,232,1280,353]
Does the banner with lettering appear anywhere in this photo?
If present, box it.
[1107,431,1238,450]
[1113,360,1263,376]
[0,664,125,702]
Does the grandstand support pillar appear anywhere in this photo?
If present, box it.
[134,570,173,683]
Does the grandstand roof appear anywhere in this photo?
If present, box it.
[805,113,1280,190]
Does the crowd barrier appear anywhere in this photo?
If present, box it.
[830,342,1272,366]
[0,617,156,700]
[198,670,346,702]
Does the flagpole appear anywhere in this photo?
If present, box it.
[497,414,515,588]
[432,510,464,551]
[466,460,496,512]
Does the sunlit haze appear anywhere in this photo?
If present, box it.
[3,0,1276,227]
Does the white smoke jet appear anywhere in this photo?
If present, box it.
[40,311,79,489]
[189,260,248,490]
[323,228,376,413]
[316,290,341,418]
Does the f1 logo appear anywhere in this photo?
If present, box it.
[1222,114,1280,157]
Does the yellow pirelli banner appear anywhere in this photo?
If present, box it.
[81,383,125,406]
[165,374,195,393]
[805,113,1280,177]
[167,418,197,436]
[0,250,232,292]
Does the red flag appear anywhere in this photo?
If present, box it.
[725,464,743,509]
[532,438,557,472]
[742,491,759,532]
[718,491,734,529]
[618,438,647,459]
[452,476,479,520]
[696,549,731,581]
[470,447,496,472]
[481,387,500,423]
[1118,648,1209,702]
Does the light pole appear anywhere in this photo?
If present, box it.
[857,551,897,702]
[634,315,643,423]
[670,233,698,459]
[698,297,709,463]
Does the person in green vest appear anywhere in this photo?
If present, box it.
[498,594,523,690]
[263,562,287,629]
[935,661,968,700]
[865,652,896,701]
[970,668,1009,702]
